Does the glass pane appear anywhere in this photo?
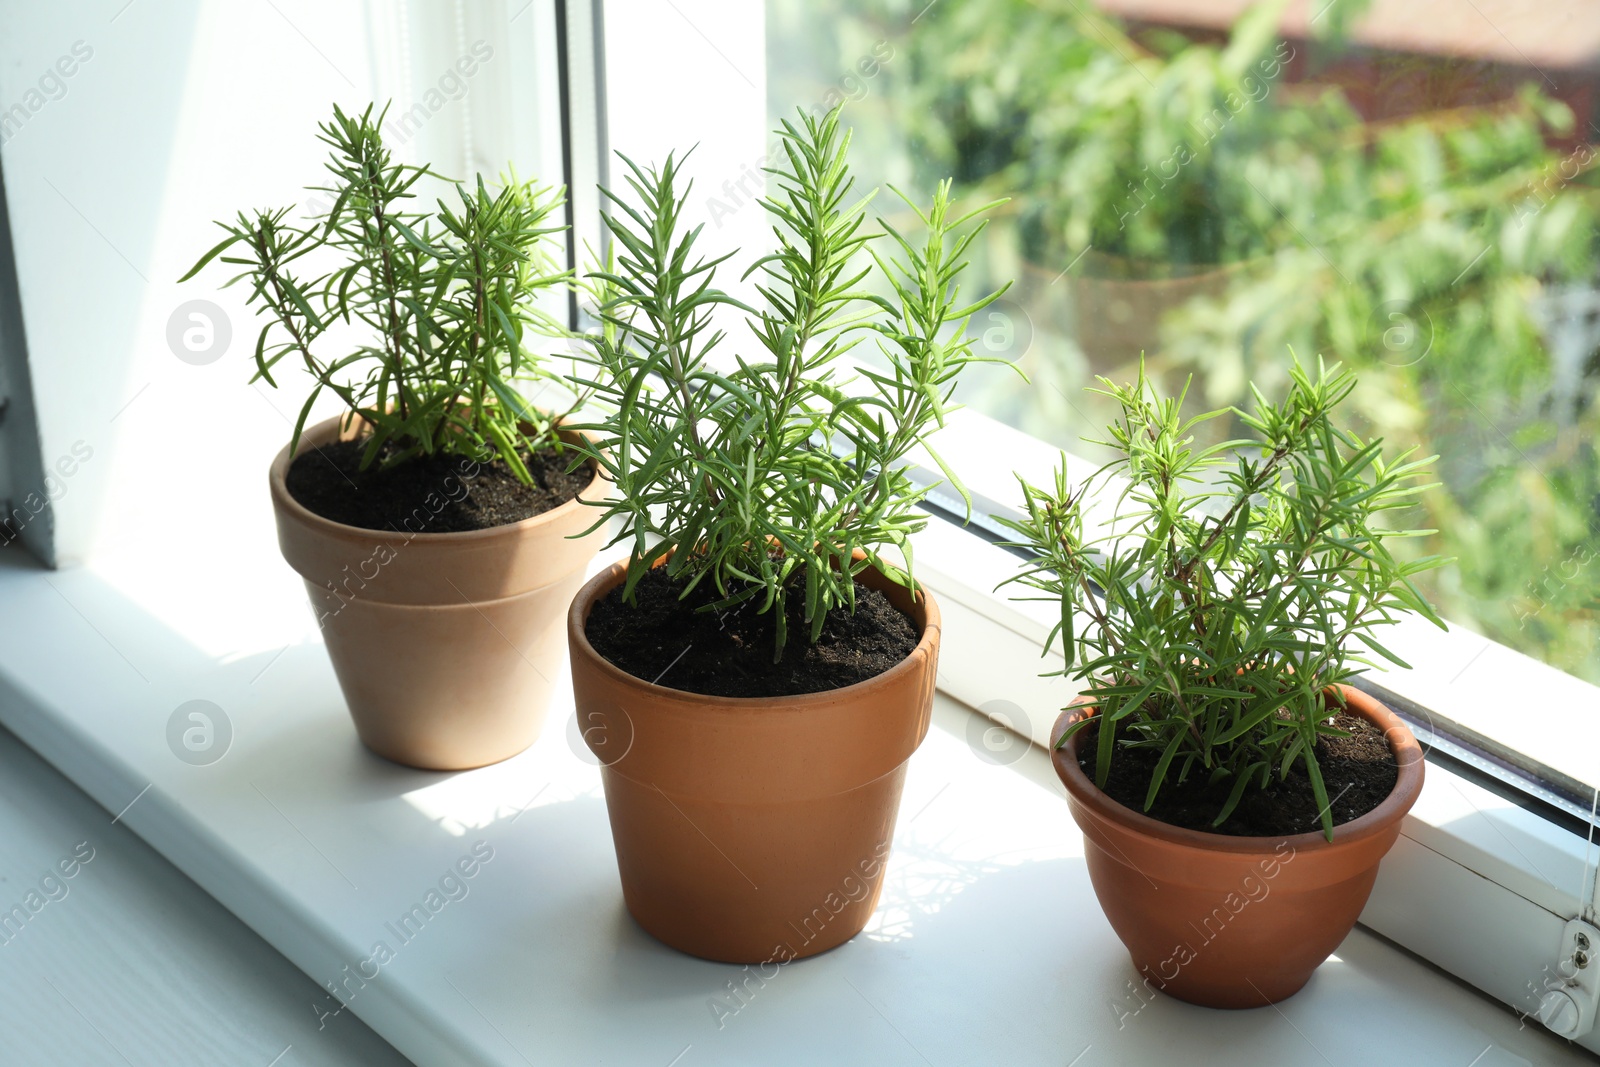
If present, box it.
[768,0,1600,686]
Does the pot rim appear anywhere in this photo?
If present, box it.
[567,555,942,709]
[1051,683,1424,853]
[268,413,608,545]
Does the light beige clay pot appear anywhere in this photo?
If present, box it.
[270,415,606,770]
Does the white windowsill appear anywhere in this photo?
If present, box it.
[0,535,1593,1065]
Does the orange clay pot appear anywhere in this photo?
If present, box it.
[270,415,606,770]
[567,558,939,963]
[1052,684,1423,1008]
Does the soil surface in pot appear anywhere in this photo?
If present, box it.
[1077,710,1398,837]
[584,567,919,698]
[286,439,593,533]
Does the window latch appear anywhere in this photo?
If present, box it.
[1538,919,1600,1039]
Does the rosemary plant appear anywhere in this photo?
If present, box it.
[180,103,573,480]
[575,107,1011,655]
[999,359,1448,838]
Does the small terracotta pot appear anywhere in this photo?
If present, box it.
[270,415,606,770]
[1052,684,1423,1008]
[1059,251,1250,366]
[567,559,939,963]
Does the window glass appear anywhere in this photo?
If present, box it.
[768,0,1600,686]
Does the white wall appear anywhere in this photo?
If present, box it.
[0,0,766,567]
[0,0,576,568]
[0,1,380,566]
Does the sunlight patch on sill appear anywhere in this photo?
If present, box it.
[399,718,597,838]
[401,777,588,838]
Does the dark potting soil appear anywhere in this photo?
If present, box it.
[286,439,593,533]
[1077,710,1398,837]
[584,566,920,698]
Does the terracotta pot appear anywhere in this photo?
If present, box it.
[1051,684,1423,1008]
[567,559,939,963]
[1061,251,1248,366]
[270,415,606,770]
